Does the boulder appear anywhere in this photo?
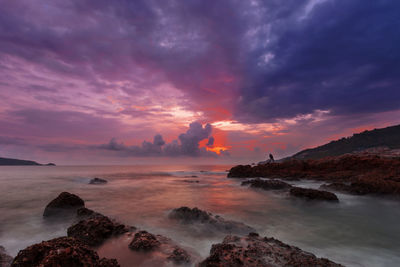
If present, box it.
[67,213,133,247]
[169,207,255,234]
[43,192,84,218]
[11,237,119,267]
[128,231,161,252]
[0,246,13,267]
[199,233,343,267]
[290,187,339,202]
[89,178,108,185]
[241,178,292,190]
[127,231,193,264]
[166,247,191,264]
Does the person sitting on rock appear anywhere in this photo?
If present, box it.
[269,153,275,163]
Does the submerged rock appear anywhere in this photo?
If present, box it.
[290,187,339,202]
[11,237,119,267]
[43,192,84,218]
[169,207,255,234]
[67,213,133,247]
[320,181,381,195]
[241,178,292,190]
[182,179,200,183]
[127,231,193,264]
[0,246,13,267]
[199,233,343,267]
[89,177,108,185]
[128,231,161,251]
[167,247,191,264]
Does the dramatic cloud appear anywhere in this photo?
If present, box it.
[0,0,399,163]
[99,122,222,157]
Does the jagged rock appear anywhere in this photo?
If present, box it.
[166,247,191,264]
[67,213,133,247]
[43,192,84,217]
[169,207,255,234]
[11,237,119,267]
[0,246,13,267]
[89,178,108,185]
[199,233,343,267]
[241,178,292,190]
[76,207,102,217]
[128,231,161,251]
[290,187,339,202]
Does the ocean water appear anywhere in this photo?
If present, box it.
[0,165,400,267]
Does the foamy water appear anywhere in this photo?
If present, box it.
[0,165,399,266]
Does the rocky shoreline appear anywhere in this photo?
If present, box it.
[1,192,345,267]
[229,154,400,197]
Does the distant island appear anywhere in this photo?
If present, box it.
[288,124,400,160]
[0,157,56,166]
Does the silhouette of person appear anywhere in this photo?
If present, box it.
[269,153,274,163]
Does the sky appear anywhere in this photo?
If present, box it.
[0,0,399,165]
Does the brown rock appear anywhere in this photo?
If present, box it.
[128,231,161,251]
[166,247,191,264]
[228,155,400,196]
[241,178,292,190]
[0,246,13,267]
[199,233,343,267]
[43,192,84,218]
[290,187,339,202]
[11,237,119,267]
[169,207,255,234]
[67,214,132,247]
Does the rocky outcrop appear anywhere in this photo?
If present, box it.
[241,178,292,190]
[0,246,12,267]
[89,178,108,184]
[229,155,400,196]
[43,192,84,218]
[290,187,339,202]
[67,212,133,247]
[199,233,343,267]
[169,207,255,234]
[11,237,119,267]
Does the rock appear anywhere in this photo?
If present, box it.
[228,155,400,196]
[241,178,292,190]
[127,231,193,264]
[199,233,343,267]
[227,165,254,178]
[290,187,339,202]
[169,207,255,234]
[67,213,133,247]
[43,192,84,218]
[11,237,119,267]
[182,179,200,183]
[166,247,191,264]
[321,181,383,195]
[128,231,161,251]
[0,246,13,267]
[89,178,108,185]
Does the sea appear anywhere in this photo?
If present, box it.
[0,165,399,266]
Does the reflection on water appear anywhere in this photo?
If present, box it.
[0,165,400,266]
